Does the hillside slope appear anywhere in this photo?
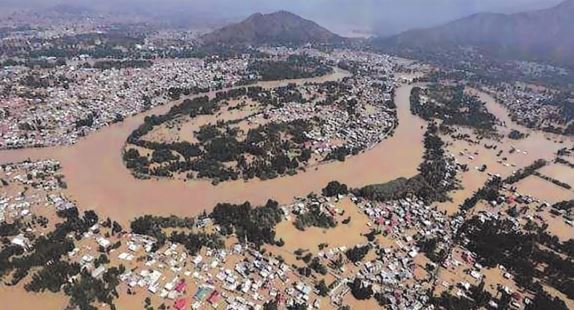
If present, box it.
[381,0,574,68]
[201,11,343,45]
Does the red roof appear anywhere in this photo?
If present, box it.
[174,298,187,310]
[175,281,187,293]
[207,290,221,304]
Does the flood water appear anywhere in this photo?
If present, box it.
[437,89,574,214]
[2,73,570,225]
[2,72,573,309]
[0,72,425,224]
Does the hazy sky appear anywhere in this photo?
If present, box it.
[0,0,565,35]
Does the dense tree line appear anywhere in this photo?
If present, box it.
[555,156,574,169]
[130,215,196,248]
[410,84,498,134]
[124,85,317,181]
[325,146,352,162]
[247,54,332,81]
[0,206,128,310]
[534,172,572,190]
[210,200,283,247]
[0,221,22,237]
[294,205,337,231]
[417,237,448,263]
[460,216,574,300]
[460,176,502,212]
[25,261,80,293]
[3,208,97,286]
[503,159,547,184]
[552,200,574,211]
[169,231,224,255]
[348,278,373,300]
[89,60,153,70]
[356,123,457,203]
[322,181,349,197]
[345,245,370,263]
[64,266,125,310]
[508,129,527,140]
[430,281,493,310]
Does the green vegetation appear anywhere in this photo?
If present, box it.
[124,85,319,182]
[348,278,373,300]
[89,59,153,70]
[315,279,330,296]
[534,172,572,190]
[211,200,283,247]
[508,129,527,140]
[417,237,448,263]
[552,200,574,211]
[169,232,224,255]
[130,214,222,254]
[460,216,574,299]
[431,281,492,310]
[503,159,547,184]
[64,266,125,310]
[356,123,457,203]
[294,205,337,231]
[0,207,127,310]
[322,181,348,197]
[410,84,498,134]
[247,55,332,81]
[460,176,502,211]
[345,245,370,263]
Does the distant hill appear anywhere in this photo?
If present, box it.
[49,4,94,15]
[200,11,343,45]
[380,0,574,68]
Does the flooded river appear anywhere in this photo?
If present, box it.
[2,71,570,225]
[1,71,573,309]
[437,89,574,214]
[0,71,426,224]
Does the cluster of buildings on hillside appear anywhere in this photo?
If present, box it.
[0,58,247,149]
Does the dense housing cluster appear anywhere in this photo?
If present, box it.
[121,49,399,183]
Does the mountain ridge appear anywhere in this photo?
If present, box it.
[200,10,343,45]
[380,0,574,68]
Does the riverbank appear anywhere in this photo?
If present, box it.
[0,72,426,225]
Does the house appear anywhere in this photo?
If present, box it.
[175,280,187,293]
[174,298,187,310]
[207,290,221,305]
[91,265,106,279]
[96,237,111,249]
[11,234,30,250]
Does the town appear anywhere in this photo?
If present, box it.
[0,2,573,310]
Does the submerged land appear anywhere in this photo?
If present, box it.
[0,4,574,310]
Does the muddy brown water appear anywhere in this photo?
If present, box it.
[2,73,574,308]
[0,71,425,225]
[1,78,572,226]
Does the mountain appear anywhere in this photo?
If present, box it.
[200,11,343,45]
[380,0,574,68]
[50,4,94,15]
